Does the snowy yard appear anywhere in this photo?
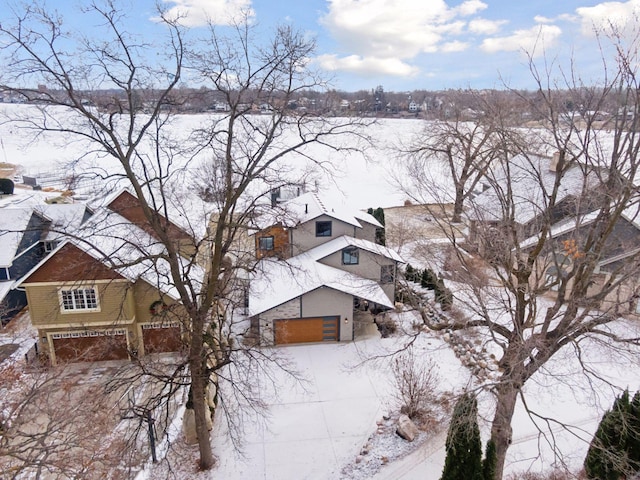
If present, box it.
[3,294,640,479]
[2,106,640,479]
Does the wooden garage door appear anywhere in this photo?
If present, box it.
[52,329,128,363]
[142,322,182,354]
[274,316,339,345]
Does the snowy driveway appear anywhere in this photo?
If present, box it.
[211,324,389,480]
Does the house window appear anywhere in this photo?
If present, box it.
[43,241,58,252]
[316,221,332,237]
[259,236,275,251]
[60,288,99,312]
[342,247,359,265]
[381,265,395,284]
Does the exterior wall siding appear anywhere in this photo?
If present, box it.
[356,221,378,243]
[301,287,353,341]
[255,224,290,259]
[26,281,134,328]
[291,215,356,255]
[318,249,396,303]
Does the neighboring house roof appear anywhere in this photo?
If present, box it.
[519,210,602,250]
[252,191,383,231]
[0,190,61,209]
[520,202,640,250]
[18,207,204,300]
[34,203,89,242]
[249,254,395,316]
[0,208,35,268]
[468,154,600,225]
[305,235,405,263]
[91,186,210,239]
[0,281,14,300]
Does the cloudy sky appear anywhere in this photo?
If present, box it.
[7,0,640,91]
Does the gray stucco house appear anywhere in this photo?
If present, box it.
[249,192,404,345]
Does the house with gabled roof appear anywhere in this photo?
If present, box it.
[520,205,640,314]
[17,194,203,365]
[0,202,91,324]
[469,151,640,314]
[467,152,604,260]
[254,191,384,260]
[249,192,403,345]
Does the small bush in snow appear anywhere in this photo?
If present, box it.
[391,349,440,423]
[375,315,397,338]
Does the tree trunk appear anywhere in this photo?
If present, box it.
[489,381,520,480]
[452,185,465,223]
[189,324,215,470]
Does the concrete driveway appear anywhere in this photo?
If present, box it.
[211,321,388,480]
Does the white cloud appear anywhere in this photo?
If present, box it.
[160,0,253,27]
[442,41,470,52]
[576,0,640,37]
[533,15,554,24]
[319,0,495,61]
[455,0,488,16]
[481,24,562,56]
[315,54,420,77]
[468,18,507,35]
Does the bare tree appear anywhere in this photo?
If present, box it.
[0,1,368,471]
[400,29,640,480]
[401,90,527,223]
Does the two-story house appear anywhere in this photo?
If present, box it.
[468,152,640,314]
[249,192,403,345]
[17,190,203,365]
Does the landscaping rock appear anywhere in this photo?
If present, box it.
[396,414,419,442]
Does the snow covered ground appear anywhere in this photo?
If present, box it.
[0,104,447,211]
[3,104,640,478]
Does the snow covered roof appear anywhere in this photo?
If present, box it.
[0,189,61,209]
[468,154,600,225]
[91,185,211,239]
[249,254,395,316]
[34,203,89,242]
[0,281,14,303]
[305,235,405,263]
[520,202,640,251]
[519,210,602,250]
[252,191,383,232]
[0,208,34,268]
[18,207,204,300]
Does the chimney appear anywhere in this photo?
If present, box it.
[305,204,308,214]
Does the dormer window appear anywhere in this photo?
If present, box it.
[316,221,332,237]
[342,247,359,265]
